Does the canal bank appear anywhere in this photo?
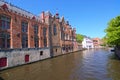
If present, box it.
[0,47,82,70]
[114,46,120,59]
[0,48,51,70]
[1,49,120,80]
[0,0,80,70]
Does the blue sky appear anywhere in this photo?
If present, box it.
[6,0,120,38]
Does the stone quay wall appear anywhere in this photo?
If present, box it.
[0,48,50,70]
[115,46,120,59]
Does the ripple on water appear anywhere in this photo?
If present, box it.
[0,49,120,80]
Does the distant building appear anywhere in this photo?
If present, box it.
[93,38,102,48]
[82,36,94,49]
[77,42,82,50]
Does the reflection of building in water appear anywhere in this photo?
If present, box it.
[108,54,120,80]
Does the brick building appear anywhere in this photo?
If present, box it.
[0,0,78,69]
[40,11,77,55]
[0,1,49,49]
[93,38,102,48]
[0,0,77,55]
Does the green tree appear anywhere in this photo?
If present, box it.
[101,36,107,46]
[105,16,120,46]
[76,34,84,43]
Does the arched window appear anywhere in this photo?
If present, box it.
[21,21,28,48]
[0,15,11,30]
[53,24,57,35]
[43,27,47,36]
[33,25,38,35]
[0,14,11,48]
[43,27,47,47]
[0,33,10,49]
[21,21,28,33]
[22,34,28,48]
[33,25,39,48]
[34,36,39,48]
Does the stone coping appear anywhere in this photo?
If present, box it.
[0,47,50,52]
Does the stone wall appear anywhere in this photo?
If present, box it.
[52,47,62,56]
[115,46,120,58]
[0,48,50,70]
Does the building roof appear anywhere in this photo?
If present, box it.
[0,0,76,31]
[0,0,40,21]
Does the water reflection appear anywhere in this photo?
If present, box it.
[0,77,4,80]
[0,49,120,80]
[108,53,120,80]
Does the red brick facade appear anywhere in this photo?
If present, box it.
[0,1,77,54]
[0,2,49,49]
[40,11,77,54]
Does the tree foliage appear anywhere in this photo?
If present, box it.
[105,16,120,46]
[101,36,107,46]
[76,34,84,43]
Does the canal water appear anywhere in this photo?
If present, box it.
[0,49,120,80]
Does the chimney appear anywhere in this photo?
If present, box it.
[55,13,59,22]
[40,11,45,22]
[55,13,59,19]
